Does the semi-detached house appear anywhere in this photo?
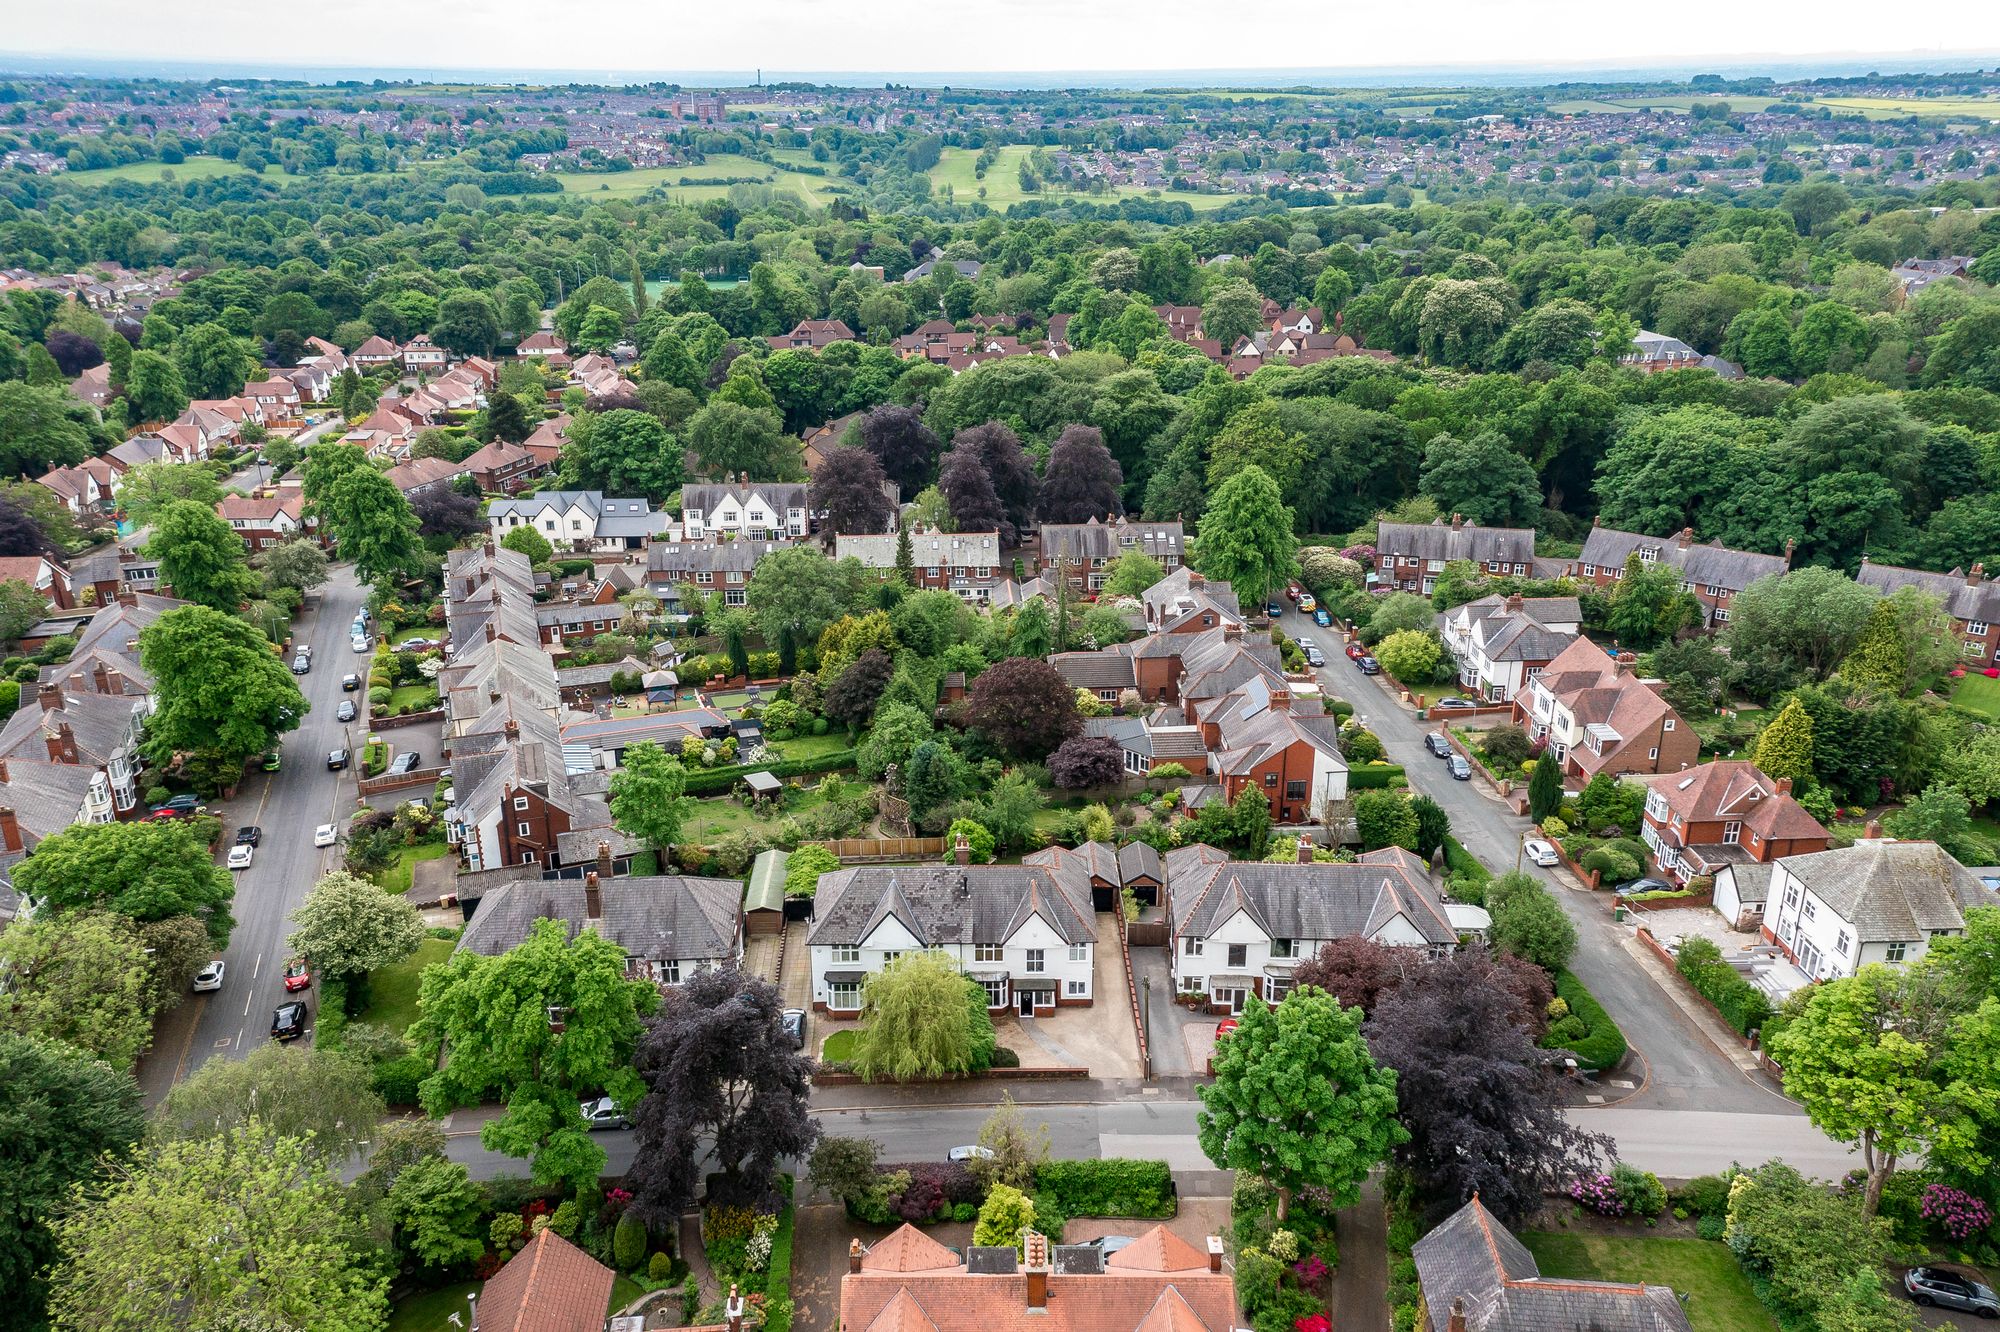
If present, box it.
[487,490,668,553]
[681,480,810,540]
[1760,833,1992,983]
[1437,593,1580,703]
[1375,515,1535,595]
[1569,522,1791,630]
[836,527,1004,601]
[1857,559,2000,662]
[647,537,799,609]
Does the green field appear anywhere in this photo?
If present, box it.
[1815,95,2000,119]
[357,934,455,1034]
[1951,671,2000,721]
[927,145,1234,211]
[549,153,839,204]
[63,156,268,184]
[1549,96,1785,115]
[1522,1233,1774,1332]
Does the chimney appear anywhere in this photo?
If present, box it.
[1206,1235,1224,1274]
[115,587,136,607]
[37,680,61,712]
[1296,835,1313,864]
[483,538,495,557]
[93,659,114,694]
[0,807,20,855]
[503,718,519,740]
[739,470,749,484]
[954,832,971,866]
[1676,526,1694,550]
[1614,651,1637,676]
[1591,513,1601,527]
[1773,776,1792,796]
[1023,1231,1050,1310]
[584,871,603,922]
[485,621,496,642]
[1268,689,1290,713]
[596,839,614,881]
[1782,537,1796,568]
[1504,593,1523,613]
[0,758,8,782]
[849,1238,865,1274]
[1971,562,1987,588]
[726,1285,745,1332]
[1222,623,1242,642]
[1448,1297,1468,1332]
[1863,819,1883,840]
[1451,512,1464,530]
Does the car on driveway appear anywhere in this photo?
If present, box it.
[1264,602,1283,617]
[1448,755,1473,781]
[1087,1235,1139,1255]
[235,825,262,846]
[1623,877,1676,895]
[1523,838,1561,867]
[336,700,356,722]
[388,751,422,775]
[780,1008,806,1049]
[283,957,311,992]
[270,1001,308,1042]
[193,960,225,992]
[341,672,361,691]
[1216,1017,1239,1041]
[1424,732,1452,758]
[151,793,201,816]
[948,1145,996,1163]
[396,637,439,652]
[1904,1266,1999,1317]
[314,823,339,848]
[226,842,254,870]
[1433,697,1479,711]
[1356,655,1381,675]
[326,748,350,770]
[580,1097,630,1131]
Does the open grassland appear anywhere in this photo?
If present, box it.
[1814,95,2000,119]
[550,153,840,204]
[62,156,277,184]
[927,145,1234,210]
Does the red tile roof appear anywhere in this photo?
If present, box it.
[475,1228,615,1332]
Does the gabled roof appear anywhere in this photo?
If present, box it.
[475,1228,616,1332]
[863,1225,961,1273]
[810,862,1095,949]
[1169,847,1455,948]
[1642,760,1827,845]
[1856,559,2000,627]
[459,873,742,962]
[1578,524,1788,592]
[1378,518,1535,566]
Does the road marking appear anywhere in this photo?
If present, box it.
[242,991,252,1016]
[253,953,263,979]
[234,1027,244,1049]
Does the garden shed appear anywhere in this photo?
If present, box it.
[741,769,783,801]
[745,847,788,934]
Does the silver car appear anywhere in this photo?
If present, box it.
[1904,1266,2000,1317]
[580,1097,630,1131]
[192,960,225,992]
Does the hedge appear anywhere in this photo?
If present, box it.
[1674,936,1773,1036]
[316,976,349,1050]
[764,1178,797,1332]
[1033,1159,1176,1219]
[1542,968,1626,1071]
[680,749,857,796]
[1346,764,1407,790]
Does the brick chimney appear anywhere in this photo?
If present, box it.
[1504,593,1523,613]
[1222,623,1242,642]
[37,680,61,712]
[1782,537,1796,568]
[0,758,9,782]
[115,587,137,607]
[848,1238,865,1274]
[47,722,78,765]
[93,659,119,694]
[485,620,497,642]
[503,718,519,740]
[1450,512,1464,529]
[1448,1297,1468,1332]
[1296,835,1313,864]
[584,871,603,923]
[954,832,971,866]
[1773,776,1792,796]
[596,839,614,881]
[482,538,496,557]
[0,806,21,854]
[1863,819,1883,840]
[725,1284,745,1332]
[1676,526,1694,550]
[1206,1235,1224,1274]
[1614,652,1637,676]
[1023,1231,1050,1310]
[1971,562,1987,587]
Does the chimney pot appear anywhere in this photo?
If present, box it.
[0,806,20,855]
[849,1238,865,1274]
[37,680,61,711]
[1863,819,1883,840]
[1206,1235,1224,1273]
[1614,652,1637,675]
[1448,1296,1468,1332]
[1504,593,1523,612]
[1451,512,1463,529]
[1296,835,1313,865]
[596,839,614,880]
[954,832,971,866]
[726,1283,744,1332]
[1971,562,1986,587]
[1774,775,1793,796]
[1677,526,1694,549]
[1023,1231,1050,1310]
[1783,537,1796,566]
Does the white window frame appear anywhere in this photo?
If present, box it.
[829,982,861,1010]
[1025,949,1045,974]
[1068,943,1087,962]
[1066,980,1087,997]
[832,944,860,963]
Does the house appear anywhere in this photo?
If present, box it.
[1037,517,1186,586]
[1140,569,1242,635]
[1514,638,1698,781]
[400,334,449,372]
[383,455,466,499]
[462,438,552,494]
[1168,841,1459,1014]
[1570,522,1791,629]
[1891,255,1975,295]
[473,1228,615,1332]
[1437,594,1581,704]
[647,538,796,609]
[902,254,983,283]
[768,318,855,351]
[516,329,568,358]
[1024,839,1165,910]
[1761,833,1993,982]
[459,869,744,986]
[801,411,861,473]
[350,335,400,370]
[68,364,115,411]
[840,1222,1237,1332]
[1412,1195,1693,1332]
[0,554,74,610]
[681,481,810,540]
[37,459,115,515]
[214,493,306,551]
[836,528,1004,600]
[487,491,668,553]
[1622,329,1743,378]
[1640,760,1829,886]
[808,840,1096,1015]
[1856,560,2000,661]
[0,680,149,816]
[242,377,303,421]
[1375,516,1535,595]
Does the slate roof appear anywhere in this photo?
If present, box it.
[1777,839,1991,943]
[1856,560,2000,627]
[1414,1196,1692,1332]
[648,537,801,581]
[682,481,810,516]
[488,490,666,538]
[1041,518,1186,567]
[810,863,1095,949]
[459,873,743,963]
[1378,518,1535,567]
[1579,525,1791,593]
[1168,846,1455,948]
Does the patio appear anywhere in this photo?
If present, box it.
[1637,907,1811,1003]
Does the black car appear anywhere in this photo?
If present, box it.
[1448,755,1473,781]
[1433,697,1479,711]
[1356,655,1381,675]
[270,1001,308,1042]
[335,700,356,723]
[234,825,262,846]
[780,1008,806,1050]
[150,793,201,815]
[341,673,361,692]
[1624,876,1675,894]
[326,748,350,771]
[1424,733,1452,758]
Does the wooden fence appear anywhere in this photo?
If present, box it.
[824,836,947,862]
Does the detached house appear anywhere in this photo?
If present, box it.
[515,329,567,358]
[487,490,668,553]
[350,335,400,370]
[1376,516,1535,595]
[215,493,307,551]
[1857,560,2000,661]
[462,438,550,494]
[1640,760,1828,886]
[808,841,1096,1016]
[242,377,303,422]
[1570,522,1791,630]
[0,680,149,817]
[769,318,855,351]
[681,481,809,540]
[1437,594,1581,704]
[400,335,448,372]
[459,869,744,986]
[1515,637,1698,781]
[1760,833,1993,982]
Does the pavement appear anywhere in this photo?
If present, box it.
[134,563,374,1101]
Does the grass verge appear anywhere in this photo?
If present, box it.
[358,936,455,1036]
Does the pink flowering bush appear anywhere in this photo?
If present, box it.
[1293,1315,1331,1332]
[1921,1184,1995,1241]
[1293,1255,1330,1285]
[1568,1172,1627,1216]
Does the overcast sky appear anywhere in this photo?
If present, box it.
[10,0,2000,79]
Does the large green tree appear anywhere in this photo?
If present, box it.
[563,407,683,501]
[324,466,423,585]
[171,320,260,398]
[1195,464,1297,610]
[849,952,991,1083]
[155,1043,385,1164]
[144,499,259,611]
[138,604,307,768]
[10,816,235,943]
[0,912,155,1069]
[607,740,691,853]
[744,544,870,648]
[287,870,426,983]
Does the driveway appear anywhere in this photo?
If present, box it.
[1312,645,1799,1118]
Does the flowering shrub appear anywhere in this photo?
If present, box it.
[1921,1184,1994,1240]
[1569,1172,1627,1216]
[1293,1255,1331,1285]
[1294,1315,1332,1332]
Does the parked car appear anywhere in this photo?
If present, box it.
[282,957,311,992]
[1624,877,1676,894]
[1346,642,1368,659]
[291,655,310,675]
[948,1145,996,1163]
[1313,608,1332,627]
[1433,697,1479,711]
[1356,655,1381,675]
[780,1009,806,1049]
[387,751,421,775]
[261,748,281,772]
[580,1097,630,1131]
[351,635,370,653]
[313,823,339,848]
[1296,635,1317,650]
[1265,602,1284,617]
[1297,593,1317,612]
[326,748,350,771]
[335,700,356,722]
[341,673,361,692]
[1448,755,1472,781]
[1904,1266,2000,1317]
[1304,648,1326,667]
[1523,838,1561,868]
[1424,732,1452,758]
[151,793,201,815]
[270,1001,307,1042]
[1216,1017,1239,1041]
[396,637,439,652]
[234,825,262,846]
[1285,583,1302,601]
[192,960,225,992]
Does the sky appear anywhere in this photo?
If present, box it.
[8,0,2000,82]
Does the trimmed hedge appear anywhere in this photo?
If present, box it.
[764,1179,796,1332]
[316,976,349,1050]
[680,749,857,796]
[1034,1159,1176,1219]
[1542,969,1626,1071]
[1346,764,1407,790]
[1674,936,1773,1036]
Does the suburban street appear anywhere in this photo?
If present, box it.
[221,414,347,493]
[136,563,373,1098]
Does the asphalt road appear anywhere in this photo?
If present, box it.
[222,415,346,492]
[148,564,372,1087]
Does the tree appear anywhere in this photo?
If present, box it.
[1410,793,1451,859]
[971,1092,1050,1192]
[0,578,49,642]
[0,493,50,557]
[387,1154,488,1269]
[256,537,330,595]
[825,647,895,730]
[0,912,154,1068]
[11,817,235,943]
[1102,550,1165,597]
[484,389,535,444]
[300,441,369,516]
[122,467,223,533]
[1605,553,1701,650]
[1883,785,1987,865]
[499,524,554,565]
[1490,879,1577,972]
[965,657,1082,761]
[1198,986,1406,1220]
[1049,735,1125,789]
[155,1043,384,1163]
[1037,425,1123,524]
[287,870,426,983]
[431,290,502,358]
[139,605,306,769]
[1366,953,1614,1224]
[609,740,691,853]
[1373,629,1441,685]
[626,967,819,1218]
[415,917,656,1192]
[43,329,102,377]
[1289,938,1426,1015]
[121,348,187,425]
[745,544,868,647]
[1355,789,1421,853]
[1195,465,1297,611]
[143,499,258,611]
[1526,750,1565,823]
[807,1135,884,1208]
[973,1184,1038,1252]
[859,403,941,495]
[1840,588,1959,698]
[171,321,259,398]
[811,446,895,535]
[1753,697,1816,788]
[1419,431,1541,527]
[0,1034,144,1328]
[1725,568,1878,699]
[939,442,1006,539]
[688,400,794,480]
[324,467,422,585]
[412,487,483,543]
[565,407,683,501]
[850,953,987,1082]
[47,1121,389,1332]
[954,421,1038,541]
[1201,278,1265,350]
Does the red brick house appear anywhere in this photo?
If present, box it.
[1857,559,2000,663]
[462,439,549,494]
[1375,514,1535,595]
[1515,637,1700,782]
[768,318,854,351]
[1570,521,1792,631]
[1640,760,1828,885]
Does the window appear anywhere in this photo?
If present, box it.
[1183,937,1204,956]
[1664,719,1676,731]
[1648,747,1659,760]
[1026,949,1045,973]
[513,796,529,810]
[1784,885,1799,908]
[1971,620,1991,636]
[1967,640,1988,658]
[1271,938,1295,959]
[1581,563,1595,576]
[1714,608,1730,623]
[1885,941,1907,963]
[832,945,860,963]
[829,982,860,1010]
[981,979,1007,1006]
[1068,943,1087,962]
[974,944,1004,963]
[1803,899,1817,921]
[1705,584,1722,596]
[1835,930,1851,956]
[1722,821,1742,845]
[656,959,682,984]
[1066,980,1088,997]
[520,850,537,864]
[1285,780,1308,802]
[725,591,746,607]
[1264,772,1277,786]
[1227,943,1247,968]
[881,951,901,966]
[517,822,531,836]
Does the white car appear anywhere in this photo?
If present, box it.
[313,823,339,848]
[948,1145,995,1163]
[192,960,225,992]
[1522,838,1560,868]
[226,843,254,870]
[1296,635,1317,650]
[351,636,370,653]
[580,1096,630,1131]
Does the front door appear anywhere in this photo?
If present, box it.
[1018,989,1036,1016]
[1215,987,1247,1015]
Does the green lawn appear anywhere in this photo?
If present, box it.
[1951,671,2000,721]
[371,841,455,895]
[926,145,1236,211]
[682,787,826,843]
[1522,1233,1774,1332]
[62,155,267,184]
[822,1029,857,1062]
[388,1277,640,1332]
[386,683,440,716]
[547,154,839,205]
[358,935,455,1036]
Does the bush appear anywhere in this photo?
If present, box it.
[973,1184,1036,1251]
[1345,764,1407,790]
[1612,1162,1667,1217]
[1540,969,1626,1071]
[1672,1173,1734,1218]
[613,1211,648,1271]
[1481,724,1534,767]
[649,1251,676,1281]
[372,1053,429,1106]
[1581,846,1641,884]
[1033,1160,1175,1219]
[1674,936,1773,1036]
[315,976,349,1050]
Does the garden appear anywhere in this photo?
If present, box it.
[366,640,442,718]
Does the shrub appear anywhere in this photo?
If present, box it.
[1612,1162,1667,1217]
[1581,846,1641,884]
[1920,1183,1994,1241]
[613,1211,648,1270]
[1345,764,1407,789]
[951,1202,977,1222]
[1481,724,1534,767]
[649,1251,676,1281]
[372,1053,429,1106]
[1569,1172,1626,1216]
[1672,1173,1734,1218]
[1540,969,1626,1071]
[973,1184,1036,1252]
[944,817,995,864]
[1033,1160,1175,1219]
[1674,936,1773,1036]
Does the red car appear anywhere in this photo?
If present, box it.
[282,957,312,993]
[1216,1017,1239,1040]
[1346,642,1368,660]
[1284,583,1302,602]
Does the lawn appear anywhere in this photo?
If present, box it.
[681,787,826,843]
[358,935,455,1036]
[1813,95,2000,119]
[1522,1233,1774,1332]
[388,1276,640,1331]
[62,155,264,184]
[926,146,1235,211]
[1951,671,2000,721]
[385,683,440,716]
[548,154,839,205]
[371,841,456,896]
[822,1029,857,1062]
